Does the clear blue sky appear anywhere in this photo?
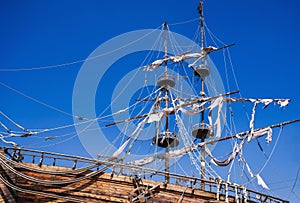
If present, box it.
[0,0,299,201]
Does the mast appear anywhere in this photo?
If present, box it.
[163,22,170,184]
[199,0,206,189]
[152,22,179,184]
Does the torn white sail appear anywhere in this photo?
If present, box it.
[277,99,289,107]
[243,157,270,190]
[260,99,273,108]
[147,112,164,123]
[248,127,273,144]
[168,144,199,158]
[256,174,270,190]
[208,97,223,139]
[172,52,204,63]
[129,156,155,166]
[178,107,203,115]
[143,52,207,71]
[224,98,290,108]
[142,58,169,71]
[178,100,207,115]
[206,138,245,167]
[247,99,273,143]
[112,93,162,157]
[112,138,131,157]
[248,101,258,142]
[127,143,202,166]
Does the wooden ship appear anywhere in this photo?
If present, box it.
[0,1,297,202]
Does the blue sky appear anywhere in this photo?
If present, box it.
[0,0,300,201]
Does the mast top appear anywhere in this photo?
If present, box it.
[163,22,168,59]
[198,0,204,17]
[198,0,205,49]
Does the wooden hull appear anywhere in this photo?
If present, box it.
[0,147,288,203]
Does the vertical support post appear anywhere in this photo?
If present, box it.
[38,153,44,167]
[72,160,77,170]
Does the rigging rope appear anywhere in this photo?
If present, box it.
[0,81,87,120]
[0,134,17,146]
[258,126,283,175]
[0,86,164,149]
[168,17,199,26]
[0,173,82,202]
[0,26,162,72]
[169,90,219,179]
[287,166,300,199]
[0,17,199,72]
[0,156,110,185]
[0,111,28,132]
[122,93,162,158]
[0,153,99,175]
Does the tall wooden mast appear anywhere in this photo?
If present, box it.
[163,22,170,184]
[199,0,207,189]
